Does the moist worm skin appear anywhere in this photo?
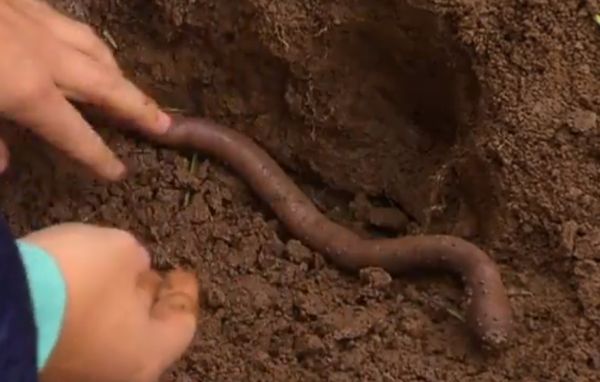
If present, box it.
[145,116,513,348]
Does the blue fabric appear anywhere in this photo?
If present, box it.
[0,215,39,382]
[17,241,66,371]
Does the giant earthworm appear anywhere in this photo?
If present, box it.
[142,115,513,348]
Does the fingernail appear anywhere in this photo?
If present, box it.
[156,110,172,133]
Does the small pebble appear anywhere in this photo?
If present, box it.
[294,334,325,358]
[206,286,226,309]
[285,239,313,264]
[569,108,597,134]
[367,207,408,231]
[359,267,392,289]
[268,237,286,257]
[560,220,578,255]
[574,228,600,260]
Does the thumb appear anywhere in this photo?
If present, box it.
[141,269,199,380]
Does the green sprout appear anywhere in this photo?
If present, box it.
[182,153,198,208]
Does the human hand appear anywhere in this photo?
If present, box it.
[19,223,199,382]
[0,0,171,180]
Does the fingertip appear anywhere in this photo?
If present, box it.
[115,162,128,180]
[72,154,127,184]
[103,158,127,181]
[155,110,172,134]
[124,90,168,135]
[118,91,171,136]
[163,269,200,300]
[151,269,200,320]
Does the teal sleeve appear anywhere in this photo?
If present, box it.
[16,241,67,372]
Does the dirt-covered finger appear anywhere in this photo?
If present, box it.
[7,85,126,181]
[53,47,171,135]
[135,269,198,381]
[151,269,199,321]
[136,270,163,310]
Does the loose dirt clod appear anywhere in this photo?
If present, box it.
[206,285,226,309]
[294,334,325,358]
[285,239,313,265]
[359,267,392,289]
[560,220,579,255]
[568,108,598,134]
[366,207,409,232]
[141,116,513,348]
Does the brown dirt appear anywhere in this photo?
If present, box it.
[1,0,599,380]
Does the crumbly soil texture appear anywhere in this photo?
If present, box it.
[1,0,600,381]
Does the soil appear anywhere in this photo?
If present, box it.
[1,0,599,381]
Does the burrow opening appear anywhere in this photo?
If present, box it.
[70,0,496,237]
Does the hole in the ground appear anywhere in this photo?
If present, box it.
[281,2,484,226]
[80,0,496,237]
[302,8,480,150]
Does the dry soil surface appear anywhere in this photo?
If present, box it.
[1,0,599,381]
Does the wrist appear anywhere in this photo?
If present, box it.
[16,240,67,372]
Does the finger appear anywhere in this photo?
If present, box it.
[140,269,199,379]
[136,269,163,310]
[6,0,120,70]
[0,137,9,173]
[52,44,171,135]
[152,269,199,321]
[7,83,126,180]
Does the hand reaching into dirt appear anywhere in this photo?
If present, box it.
[0,0,171,180]
[19,223,199,382]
